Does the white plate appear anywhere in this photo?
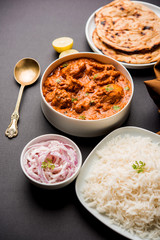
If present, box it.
[75,126,160,240]
[85,1,160,69]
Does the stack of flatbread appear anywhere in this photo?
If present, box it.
[92,0,160,64]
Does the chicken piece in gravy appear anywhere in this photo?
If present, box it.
[42,58,132,120]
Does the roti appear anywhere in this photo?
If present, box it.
[92,29,160,64]
[95,0,160,52]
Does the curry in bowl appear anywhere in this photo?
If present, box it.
[42,58,132,120]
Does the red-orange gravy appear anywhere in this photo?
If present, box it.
[42,58,132,120]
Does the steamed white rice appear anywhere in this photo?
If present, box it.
[83,134,160,239]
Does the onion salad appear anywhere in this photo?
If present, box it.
[23,140,78,184]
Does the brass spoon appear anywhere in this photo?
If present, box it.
[5,58,40,138]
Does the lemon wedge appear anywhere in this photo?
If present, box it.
[52,37,73,53]
[59,49,79,58]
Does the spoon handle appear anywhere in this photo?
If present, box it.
[5,85,25,138]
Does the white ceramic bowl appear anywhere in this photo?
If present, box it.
[40,52,134,137]
[20,134,82,189]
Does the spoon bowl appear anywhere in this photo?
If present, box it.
[14,58,40,85]
[5,58,40,138]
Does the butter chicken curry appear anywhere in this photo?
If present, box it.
[42,58,132,120]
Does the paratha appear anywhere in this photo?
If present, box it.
[95,0,160,52]
[92,29,160,64]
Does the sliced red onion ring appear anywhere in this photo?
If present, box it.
[23,140,78,184]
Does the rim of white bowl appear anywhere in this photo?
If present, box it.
[20,134,82,187]
[40,52,134,123]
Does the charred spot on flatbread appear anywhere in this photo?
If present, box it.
[101,20,106,26]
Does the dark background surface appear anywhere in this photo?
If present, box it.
[0,0,160,239]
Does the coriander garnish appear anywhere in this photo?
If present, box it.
[124,86,129,91]
[72,98,78,102]
[79,115,86,120]
[62,63,68,68]
[85,92,89,96]
[132,161,146,173]
[113,105,121,111]
[41,158,55,170]
[56,79,61,83]
[93,74,98,80]
[105,85,114,92]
